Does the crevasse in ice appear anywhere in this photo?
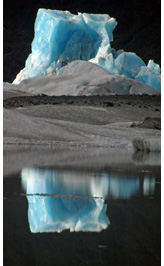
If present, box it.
[13,9,161,92]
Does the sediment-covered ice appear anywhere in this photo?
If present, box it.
[4,61,160,96]
[12,9,161,92]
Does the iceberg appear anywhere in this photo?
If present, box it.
[12,8,161,92]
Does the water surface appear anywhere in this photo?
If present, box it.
[4,165,161,266]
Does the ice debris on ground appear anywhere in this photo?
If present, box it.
[13,9,161,92]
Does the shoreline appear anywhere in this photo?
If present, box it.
[3,94,161,148]
[3,93,161,176]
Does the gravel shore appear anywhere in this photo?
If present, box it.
[3,94,161,110]
[3,93,161,175]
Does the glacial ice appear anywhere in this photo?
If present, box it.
[135,60,161,91]
[90,50,146,79]
[13,9,161,92]
[21,168,155,233]
[13,9,117,83]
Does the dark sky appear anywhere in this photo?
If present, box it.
[3,0,161,82]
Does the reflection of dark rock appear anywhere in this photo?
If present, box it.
[132,151,150,162]
[131,117,161,130]
[132,139,151,152]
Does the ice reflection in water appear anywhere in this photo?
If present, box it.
[21,168,155,233]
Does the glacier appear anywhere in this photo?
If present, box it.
[12,9,161,92]
[21,168,155,233]
[13,9,117,83]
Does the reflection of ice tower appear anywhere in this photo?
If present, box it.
[21,168,155,233]
[25,195,109,233]
[21,168,110,233]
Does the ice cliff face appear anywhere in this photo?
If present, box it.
[13,9,161,92]
[13,9,117,82]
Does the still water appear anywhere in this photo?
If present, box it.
[4,165,161,266]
